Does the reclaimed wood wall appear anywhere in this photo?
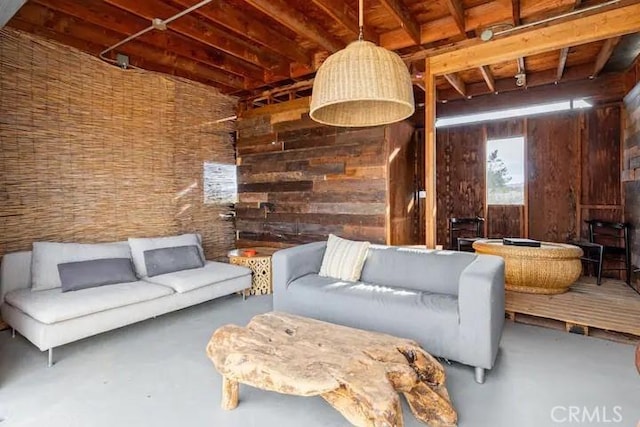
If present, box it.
[236,100,415,248]
[623,81,640,273]
[436,106,622,248]
[0,29,237,260]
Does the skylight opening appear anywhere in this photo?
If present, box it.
[436,99,593,128]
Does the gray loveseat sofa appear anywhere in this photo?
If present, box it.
[273,242,505,383]
[1,238,251,366]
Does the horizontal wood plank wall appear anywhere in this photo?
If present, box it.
[236,109,398,248]
[623,81,640,276]
[0,29,237,261]
[435,107,621,246]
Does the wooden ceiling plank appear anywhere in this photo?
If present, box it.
[592,37,622,78]
[511,0,521,26]
[429,2,640,75]
[479,65,496,92]
[30,0,265,82]
[8,16,236,93]
[310,0,378,43]
[557,47,570,82]
[0,0,26,28]
[12,4,244,91]
[171,0,312,65]
[240,0,343,52]
[444,73,467,97]
[103,0,282,70]
[378,0,422,45]
[443,0,466,35]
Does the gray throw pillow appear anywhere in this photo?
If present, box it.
[58,258,138,292]
[144,245,204,277]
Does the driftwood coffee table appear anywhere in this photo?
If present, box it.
[206,312,457,427]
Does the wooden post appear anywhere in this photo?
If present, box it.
[221,376,239,410]
[425,57,437,248]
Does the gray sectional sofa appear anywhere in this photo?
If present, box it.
[273,242,506,383]
[0,237,251,366]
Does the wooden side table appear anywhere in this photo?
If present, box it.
[228,247,278,296]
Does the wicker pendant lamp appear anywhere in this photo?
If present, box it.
[310,0,415,127]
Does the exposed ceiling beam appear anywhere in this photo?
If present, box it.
[378,0,422,45]
[240,0,343,52]
[103,0,282,70]
[592,37,622,78]
[438,72,625,117]
[8,14,236,92]
[444,73,467,97]
[171,0,311,65]
[429,1,640,75]
[557,47,570,82]
[479,65,496,92]
[511,0,521,26]
[443,0,466,35]
[30,0,265,82]
[0,0,26,28]
[310,0,378,44]
[439,63,600,101]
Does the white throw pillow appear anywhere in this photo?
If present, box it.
[319,234,370,282]
[128,234,204,278]
[31,242,132,291]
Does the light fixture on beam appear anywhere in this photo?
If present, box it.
[309,0,414,127]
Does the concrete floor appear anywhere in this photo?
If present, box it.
[0,295,638,427]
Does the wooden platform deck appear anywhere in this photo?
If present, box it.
[505,277,640,344]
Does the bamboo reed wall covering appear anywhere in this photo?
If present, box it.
[0,29,237,260]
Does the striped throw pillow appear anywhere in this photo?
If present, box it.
[319,234,370,282]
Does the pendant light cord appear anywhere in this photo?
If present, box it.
[358,0,364,41]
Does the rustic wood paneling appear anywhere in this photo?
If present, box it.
[436,125,485,248]
[0,29,237,261]
[387,121,417,245]
[624,81,640,274]
[487,205,524,238]
[527,112,580,242]
[236,104,415,247]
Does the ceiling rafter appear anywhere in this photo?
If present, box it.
[444,73,467,97]
[556,0,582,83]
[479,65,496,92]
[378,0,422,45]
[170,0,312,65]
[30,0,264,82]
[240,0,344,52]
[592,36,622,78]
[511,0,521,26]
[310,0,379,44]
[11,5,242,91]
[444,0,466,35]
[103,0,284,70]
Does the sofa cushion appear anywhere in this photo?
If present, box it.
[143,261,251,293]
[4,281,173,324]
[59,258,138,292]
[319,234,370,282]
[144,245,204,277]
[31,242,132,291]
[128,234,204,278]
[282,274,460,355]
[360,246,477,296]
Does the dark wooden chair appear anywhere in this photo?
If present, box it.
[586,220,632,284]
[569,241,604,286]
[449,217,485,252]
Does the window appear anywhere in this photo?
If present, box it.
[486,137,525,205]
[203,162,237,204]
[435,99,592,128]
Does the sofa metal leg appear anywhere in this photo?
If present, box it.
[474,367,485,384]
[243,290,247,301]
[11,328,15,338]
[48,348,54,368]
